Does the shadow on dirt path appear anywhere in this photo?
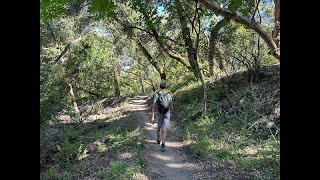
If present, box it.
[127,96,201,180]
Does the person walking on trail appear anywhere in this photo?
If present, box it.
[151,82,173,152]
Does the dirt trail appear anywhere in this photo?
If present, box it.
[127,96,201,180]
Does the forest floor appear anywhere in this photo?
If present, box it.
[41,94,253,179]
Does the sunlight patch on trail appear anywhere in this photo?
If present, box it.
[153,153,172,161]
[165,163,194,169]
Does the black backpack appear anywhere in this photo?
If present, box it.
[156,92,169,114]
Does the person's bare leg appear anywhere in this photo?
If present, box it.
[157,126,161,142]
[161,128,168,145]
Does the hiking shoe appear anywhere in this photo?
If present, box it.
[154,140,160,144]
[161,144,166,152]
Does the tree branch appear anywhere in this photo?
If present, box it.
[199,0,280,60]
[251,0,261,20]
[128,26,154,36]
[143,13,191,69]
[54,36,82,63]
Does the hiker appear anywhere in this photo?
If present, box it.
[151,82,173,152]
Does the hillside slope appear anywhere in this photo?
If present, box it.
[172,64,280,179]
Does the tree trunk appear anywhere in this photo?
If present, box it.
[139,8,192,72]
[148,79,156,92]
[117,7,193,73]
[208,19,229,75]
[139,73,145,94]
[273,0,280,49]
[54,36,83,63]
[174,0,200,78]
[136,58,146,94]
[174,0,207,112]
[215,47,225,71]
[199,0,280,60]
[208,41,215,76]
[68,83,80,113]
[116,8,194,79]
[113,14,168,81]
[136,40,166,80]
[113,65,121,97]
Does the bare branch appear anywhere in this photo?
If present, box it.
[251,0,261,20]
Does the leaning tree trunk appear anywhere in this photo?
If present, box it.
[137,8,193,73]
[136,40,166,81]
[199,0,280,60]
[68,82,80,113]
[113,13,168,81]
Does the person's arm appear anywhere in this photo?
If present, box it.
[151,102,156,125]
[151,94,157,124]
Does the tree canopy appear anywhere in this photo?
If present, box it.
[40,0,279,121]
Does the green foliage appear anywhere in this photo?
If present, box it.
[40,166,72,180]
[229,0,243,12]
[41,1,279,179]
[190,138,212,156]
[77,160,90,175]
[40,0,278,124]
[40,63,70,123]
[54,140,82,166]
[240,0,255,17]
[41,166,59,180]
[175,66,280,179]
[40,0,69,22]
[227,0,255,17]
[71,33,118,98]
[41,108,146,178]
[88,0,116,21]
[41,0,116,22]
[100,157,143,179]
[164,56,197,92]
[103,161,129,179]
[218,22,277,74]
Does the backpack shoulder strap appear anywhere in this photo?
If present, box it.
[156,92,161,102]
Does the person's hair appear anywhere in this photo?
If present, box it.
[160,82,166,89]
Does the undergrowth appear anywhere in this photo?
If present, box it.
[174,65,280,179]
[40,105,146,179]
